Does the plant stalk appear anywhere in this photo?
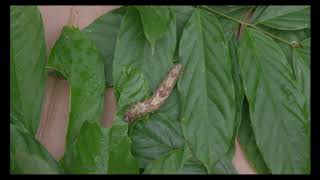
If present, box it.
[199,5,300,48]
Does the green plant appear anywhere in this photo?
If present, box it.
[10,5,310,174]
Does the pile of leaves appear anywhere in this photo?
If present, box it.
[10,5,310,174]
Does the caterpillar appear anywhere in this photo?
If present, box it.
[124,63,183,123]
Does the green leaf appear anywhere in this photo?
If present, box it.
[292,38,310,117]
[249,6,268,23]
[47,26,105,150]
[228,33,245,149]
[170,6,195,58]
[115,67,149,120]
[143,147,191,174]
[107,68,141,173]
[60,121,110,173]
[83,7,127,87]
[10,6,47,136]
[177,8,236,172]
[48,25,139,174]
[107,121,140,174]
[202,34,246,175]
[131,111,185,168]
[170,6,195,43]
[238,28,310,173]
[113,7,176,94]
[210,152,237,174]
[253,25,309,63]
[135,6,171,53]
[209,6,250,38]
[113,6,178,172]
[10,124,63,174]
[177,155,207,174]
[254,6,310,30]
[238,99,270,174]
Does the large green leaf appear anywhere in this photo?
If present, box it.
[10,6,47,136]
[60,121,110,173]
[202,34,246,175]
[83,7,127,87]
[177,8,236,172]
[238,99,270,174]
[47,26,105,150]
[293,38,310,104]
[131,110,185,168]
[143,147,191,174]
[254,6,310,30]
[48,25,139,174]
[10,124,63,174]
[238,28,310,173]
[135,6,171,53]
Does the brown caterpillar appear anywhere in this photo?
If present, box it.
[124,63,183,123]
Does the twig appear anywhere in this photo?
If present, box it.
[199,6,300,48]
[67,7,79,27]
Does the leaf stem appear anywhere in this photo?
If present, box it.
[67,7,79,27]
[198,5,300,48]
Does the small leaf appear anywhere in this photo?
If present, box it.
[178,8,236,172]
[239,28,310,173]
[254,6,310,30]
[135,6,171,53]
[10,124,63,174]
[10,6,47,136]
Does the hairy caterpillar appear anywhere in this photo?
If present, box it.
[124,63,183,123]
